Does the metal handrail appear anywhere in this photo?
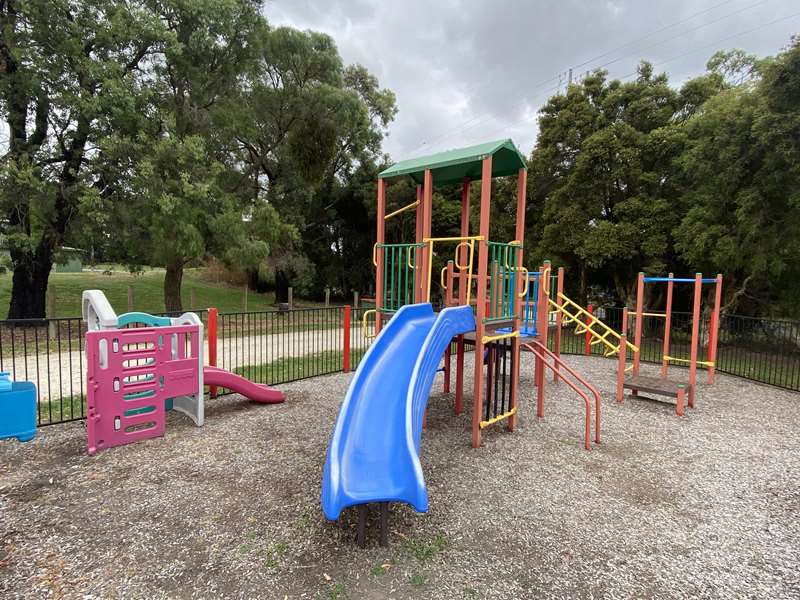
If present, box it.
[522,340,601,450]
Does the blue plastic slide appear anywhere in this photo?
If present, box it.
[321,303,475,520]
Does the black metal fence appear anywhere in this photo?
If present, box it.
[1,304,798,428]
[554,306,800,390]
[0,306,369,427]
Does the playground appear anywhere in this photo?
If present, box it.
[1,139,799,599]
[1,355,799,599]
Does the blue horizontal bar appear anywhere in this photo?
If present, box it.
[643,277,717,284]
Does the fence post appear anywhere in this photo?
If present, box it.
[288,287,293,309]
[354,291,359,309]
[127,285,134,312]
[46,285,56,339]
[343,305,351,372]
[208,307,218,398]
[584,304,593,356]
[325,288,330,307]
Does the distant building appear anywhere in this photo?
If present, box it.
[0,240,85,273]
[54,247,85,273]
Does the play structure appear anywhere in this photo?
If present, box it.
[82,290,284,455]
[0,372,37,443]
[616,273,723,415]
[321,139,626,545]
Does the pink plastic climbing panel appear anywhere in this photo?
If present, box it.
[86,325,200,455]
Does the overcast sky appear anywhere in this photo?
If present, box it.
[265,0,799,161]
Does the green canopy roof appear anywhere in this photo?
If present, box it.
[379,139,527,186]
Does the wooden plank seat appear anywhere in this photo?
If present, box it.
[623,375,688,416]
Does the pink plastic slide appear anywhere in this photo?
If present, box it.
[203,366,285,404]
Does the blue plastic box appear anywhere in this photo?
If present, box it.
[0,372,37,443]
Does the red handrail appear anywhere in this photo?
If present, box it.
[522,341,602,449]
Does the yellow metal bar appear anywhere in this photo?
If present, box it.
[517,267,529,297]
[425,236,481,305]
[664,355,715,367]
[362,309,377,339]
[479,407,517,429]
[640,312,667,318]
[625,364,634,373]
[423,235,485,243]
[372,243,378,267]
[383,199,419,220]
[549,294,639,355]
[408,247,417,270]
[542,266,551,296]
[481,330,519,344]
[440,266,448,290]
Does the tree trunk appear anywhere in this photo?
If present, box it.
[7,255,50,319]
[164,261,184,313]
[7,240,55,320]
[578,262,588,306]
[275,269,290,304]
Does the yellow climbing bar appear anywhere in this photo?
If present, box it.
[384,199,419,220]
[664,355,715,367]
[479,407,517,429]
[362,309,377,340]
[481,330,519,344]
[424,235,484,305]
[548,293,638,356]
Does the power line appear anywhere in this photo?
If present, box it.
[404,0,772,158]
[474,9,800,152]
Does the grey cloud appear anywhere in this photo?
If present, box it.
[266,0,799,159]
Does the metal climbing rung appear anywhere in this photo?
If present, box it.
[548,294,638,355]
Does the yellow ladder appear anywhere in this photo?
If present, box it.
[547,293,638,357]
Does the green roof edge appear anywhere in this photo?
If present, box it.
[378,138,527,181]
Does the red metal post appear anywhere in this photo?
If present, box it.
[584,304,593,356]
[472,158,492,449]
[688,273,702,409]
[707,274,723,384]
[421,170,433,303]
[509,168,527,432]
[676,385,686,417]
[536,261,550,418]
[375,178,386,334]
[633,272,645,377]
[208,307,218,398]
[454,179,470,415]
[343,305,351,372]
[661,273,674,379]
[616,307,628,403]
[443,261,454,394]
[415,184,423,302]
[552,266,564,382]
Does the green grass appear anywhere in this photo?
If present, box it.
[404,533,448,562]
[233,348,367,385]
[0,267,289,318]
[36,394,86,425]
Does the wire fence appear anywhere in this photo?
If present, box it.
[0,304,797,428]
[555,306,800,390]
[0,306,369,427]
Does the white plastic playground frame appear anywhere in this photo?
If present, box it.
[81,290,206,426]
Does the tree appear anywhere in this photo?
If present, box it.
[675,39,800,315]
[529,65,688,304]
[230,27,396,301]
[0,0,160,318]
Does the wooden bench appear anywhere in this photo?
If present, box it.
[623,375,688,416]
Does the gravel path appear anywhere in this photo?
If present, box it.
[1,354,798,599]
